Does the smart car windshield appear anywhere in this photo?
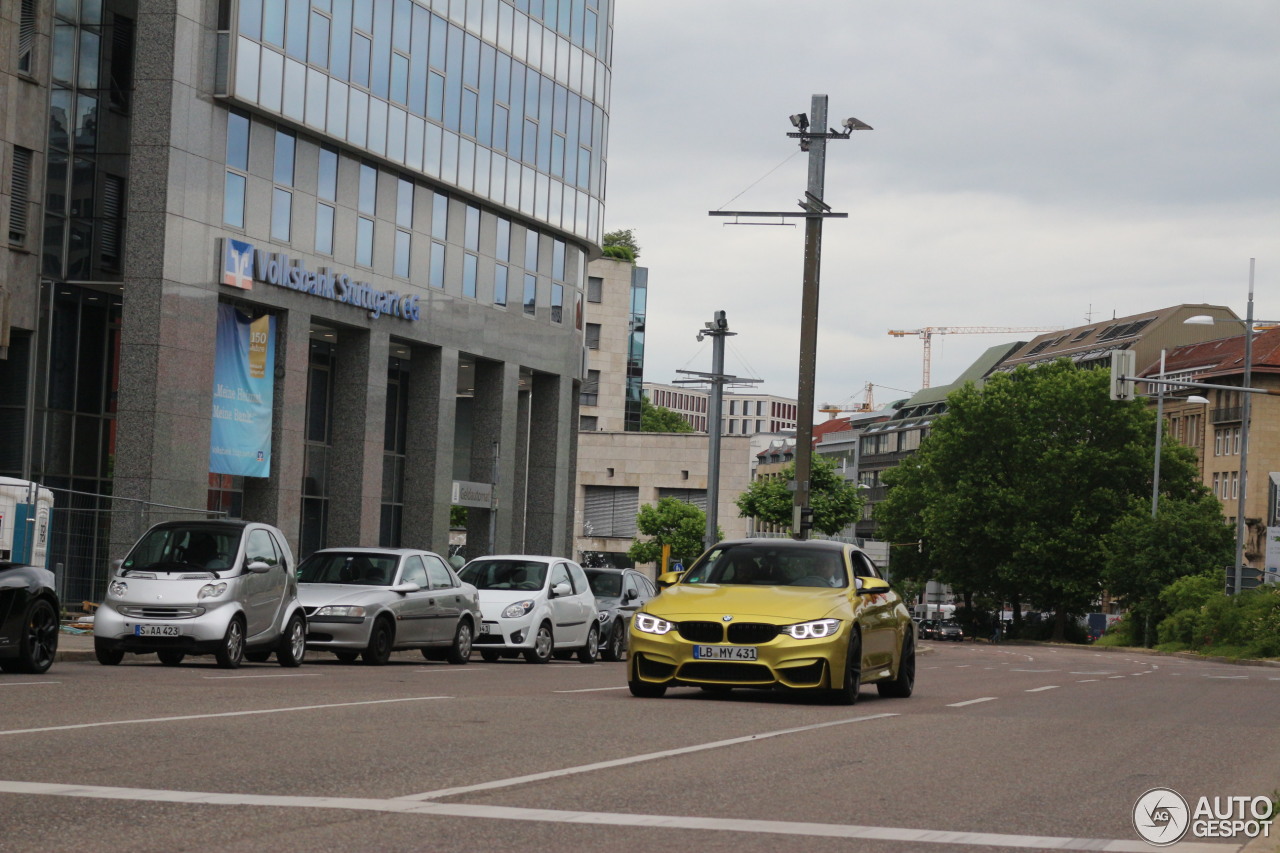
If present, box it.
[585,571,623,597]
[680,545,848,588]
[121,527,241,575]
[460,560,547,591]
[296,552,398,585]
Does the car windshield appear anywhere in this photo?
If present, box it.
[680,544,848,588]
[460,560,547,591]
[296,552,398,585]
[585,571,623,597]
[121,527,241,575]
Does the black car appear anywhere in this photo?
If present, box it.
[584,567,656,661]
[917,620,940,640]
[0,562,60,674]
[937,621,965,641]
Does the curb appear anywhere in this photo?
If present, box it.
[1022,640,1280,669]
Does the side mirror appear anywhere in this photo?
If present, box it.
[551,581,572,597]
[390,581,421,594]
[245,560,272,574]
[656,571,683,590]
[856,576,890,595]
[623,589,638,602]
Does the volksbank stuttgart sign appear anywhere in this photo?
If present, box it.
[221,238,420,322]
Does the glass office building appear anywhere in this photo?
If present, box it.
[1,0,612,600]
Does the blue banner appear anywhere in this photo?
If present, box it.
[210,304,275,477]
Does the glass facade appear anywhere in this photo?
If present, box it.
[225,0,612,244]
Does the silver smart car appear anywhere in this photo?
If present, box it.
[94,520,306,668]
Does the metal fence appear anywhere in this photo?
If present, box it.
[45,487,223,609]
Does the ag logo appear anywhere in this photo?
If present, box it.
[1133,787,1189,846]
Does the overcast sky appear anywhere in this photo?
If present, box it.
[602,0,1280,413]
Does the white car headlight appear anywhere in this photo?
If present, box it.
[316,605,366,617]
[780,618,842,640]
[501,600,535,619]
[197,582,227,600]
[597,610,610,622]
[108,580,127,598]
[633,612,675,635]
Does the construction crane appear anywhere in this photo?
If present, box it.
[888,326,1062,388]
[819,381,902,417]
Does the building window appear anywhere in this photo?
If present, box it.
[494,264,508,306]
[302,332,336,557]
[430,241,446,288]
[394,230,411,277]
[464,204,480,250]
[432,192,448,239]
[223,111,250,228]
[523,273,536,315]
[525,228,539,271]
[381,354,409,547]
[496,217,510,261]
[551,282,563,323]
[579,415,598,431]
[552,238,565,280]
[587,275,602,303]
[17,0,36,74]
[580,369,599,406]
[582,486,639,538]
[271,130,294,242]
[8,147,32,245]
[271,188,292,242]
[358,162,377,214]
[463,253,477,298]
[356,216,374,266]
[585,323,600,349]
[315,203,334,254]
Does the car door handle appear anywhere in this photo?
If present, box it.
[428,599,435,605]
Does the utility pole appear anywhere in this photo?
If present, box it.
[709,94,870,540]
[674,311,758,553]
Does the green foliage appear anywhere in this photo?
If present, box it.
[640,396,693,433]
[876,359,1210,641]
[735,456,864,537]
[450,505,467,528]
[1156,585,1280,658]
[627,497,717,566]
[602,228,640,261]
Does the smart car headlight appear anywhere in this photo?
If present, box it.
[108,580,127,598]
[501,600,535,619]
[633,612,675,635]
[197,582,227,600]
[780,618,842,640]
[316,605,366,617]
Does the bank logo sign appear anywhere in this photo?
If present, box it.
[220,238,420,322]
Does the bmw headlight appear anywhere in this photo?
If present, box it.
[780,618,842,640]
[316,605,366,617]
[108,580,127,598]
[501,600,535,619]
[197,582,228,600]
[633,612,675,635]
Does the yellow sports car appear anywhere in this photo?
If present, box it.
[628,538,915,704]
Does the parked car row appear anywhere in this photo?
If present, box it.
[85,520,656,670]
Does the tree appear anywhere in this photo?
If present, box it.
[640,395,693,432]
[735,456,864,537]
[627,497,716,566]
[602,228,639,262]
[877,359,1208,641]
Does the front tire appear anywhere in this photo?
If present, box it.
[600,620,627,662]
[826,631,862,705]
[576,623,599,664]
[480,649,502,662]
[94,638,124,666]
[446,620,473,665]
[6,599,58,674]
[628,679,667,698]
[877,633,916,698]
[157,650,185,666]
[215,617,245,669]
[362,619,393,665]
[523,622,553,663]
[335,651,359,663]
[277,613,306,667]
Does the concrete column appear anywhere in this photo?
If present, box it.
[509,382,531,552]
[465,359,519,555]
[402,346,459,553]
[525,371,575,556]
[326,329,387,546]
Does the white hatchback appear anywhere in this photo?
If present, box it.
[458,555,599,664]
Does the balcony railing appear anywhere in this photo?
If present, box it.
[1211,407,1243,424]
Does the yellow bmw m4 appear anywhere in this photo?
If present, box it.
[628,539,916,704]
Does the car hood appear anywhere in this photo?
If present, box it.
[297,584,390,607]
[645,584,850,622]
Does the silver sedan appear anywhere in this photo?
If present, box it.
[297,548,480,665]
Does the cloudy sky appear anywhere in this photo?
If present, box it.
[602,1,1280,412]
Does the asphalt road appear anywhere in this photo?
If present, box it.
[1,642,1277,853]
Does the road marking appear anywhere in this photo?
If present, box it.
[0,681,60,687]
[400,713,898,800]
[553,686,629,693]
[1069,671,1115,675]
[1010,668,1057,672]
[0,696,452,737]
[0,780,1236,852]
[1077,679,1099,683]
[203,673,324,680]
[1205,675,1248,680]
[955,665,971,668]
[947,698,996,707]
[413,669,481,674]
[1025,686,1058,693]
[1108,676,1126,679]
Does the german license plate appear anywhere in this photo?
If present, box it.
[480,623,496,635]
[693,645,757,661]
[134,624,181,637]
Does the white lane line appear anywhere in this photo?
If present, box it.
[947,697,996,707]
[1205,675,1248,680]
[955,665,972,668]
[553,686,629,693]
[1077,679,1099,683]
[0,696,452,737]
[400,713,898,800]
[1069,672,1115,675]
[0,681,60,687]
[1,780,1234,852]
[1025,686,1058,693]
[1108,676,1126,679]
[203,673,324,680]
[413,669,481,674]
[1009,669,1057,673]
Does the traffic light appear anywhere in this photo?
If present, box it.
[1109,350,1136,401]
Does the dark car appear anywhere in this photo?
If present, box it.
[917,620,940,640]
[584,567,656,661]
[0,562,60,674]
[937,621,965,641]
